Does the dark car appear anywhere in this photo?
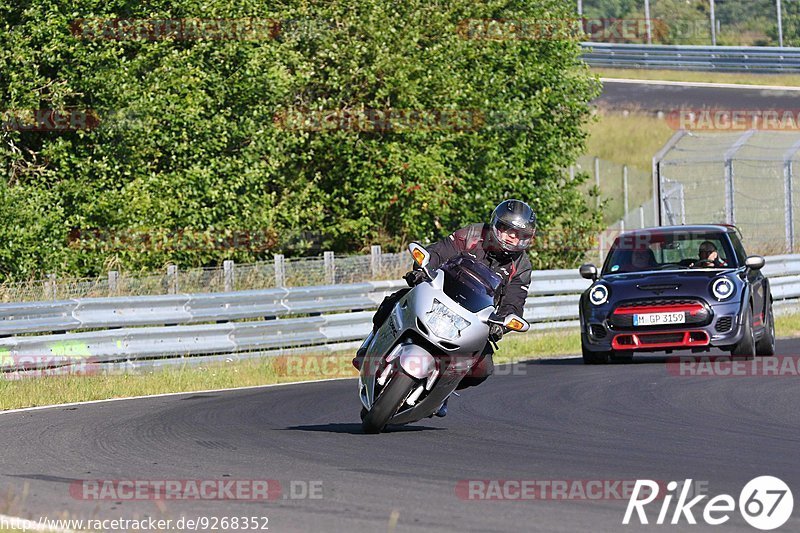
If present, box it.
[578,225,774,364]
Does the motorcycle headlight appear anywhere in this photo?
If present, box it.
[589,284,609,306]
[425,299,471,340]
[711,277,735,301]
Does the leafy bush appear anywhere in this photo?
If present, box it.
[0,0,601,279]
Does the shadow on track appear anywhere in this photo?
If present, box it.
[284,423,444,434]
[516,352,732,366]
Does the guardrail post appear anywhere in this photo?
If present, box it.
[108,270,119,295]
[324,251,335,284]
[44,273,57,300]
[274,254,285,287]
[166,265,178,294]
[223,260,235,292]
[371,245,382,279]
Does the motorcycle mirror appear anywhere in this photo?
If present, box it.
[408,242,431,268]
[503,314,530,333]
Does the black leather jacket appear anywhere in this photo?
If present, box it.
[424,223,532,319]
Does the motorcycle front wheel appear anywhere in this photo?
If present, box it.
[361,370,416,434]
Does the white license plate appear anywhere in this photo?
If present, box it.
[633,312,686,326]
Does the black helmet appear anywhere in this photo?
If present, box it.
[489,199,536,252]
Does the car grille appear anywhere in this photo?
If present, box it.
[609,298,711,329]
[715,316,733,333]
[639,332,685,344]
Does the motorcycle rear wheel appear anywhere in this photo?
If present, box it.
[361,371,416,434]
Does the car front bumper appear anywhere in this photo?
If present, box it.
[581,300,745,353]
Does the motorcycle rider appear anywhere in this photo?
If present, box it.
[353,199,536,416]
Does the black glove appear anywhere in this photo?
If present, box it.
[488,323,504,342]
[403,269,426,287]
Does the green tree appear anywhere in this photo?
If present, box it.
[0,0,601,279]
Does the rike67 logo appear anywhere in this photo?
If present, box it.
[624,476,793,530]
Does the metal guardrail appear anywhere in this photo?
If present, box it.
[581,43,800,73]
[2,255,800,373]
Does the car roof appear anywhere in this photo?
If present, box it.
[616,225,735,238]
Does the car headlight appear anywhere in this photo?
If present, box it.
[711,277,735,301]
[589,284,609,306]
[425,299,471,340]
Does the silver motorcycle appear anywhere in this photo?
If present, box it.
[358,242,530,433]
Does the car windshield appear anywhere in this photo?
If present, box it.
[602,230,737,275]
[440,255,502,313]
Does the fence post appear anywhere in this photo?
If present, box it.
[724,130,755,226]
[223,260,235,292]
[623,165,629,217]
[785,160,795,253]
[598,232,606,264]
[166,265,178,294]
[274,254,285,288]
[324,251,335,284]
[45,273,57,300]
[371,245,382,279]
[108,270,119,295]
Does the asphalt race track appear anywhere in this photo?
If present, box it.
[596,80,800,112]
[2,340,800,532]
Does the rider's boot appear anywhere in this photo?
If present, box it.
[434,397,449,417]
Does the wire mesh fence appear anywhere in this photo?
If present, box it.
[656,130,800,255]
[0,248,415,303]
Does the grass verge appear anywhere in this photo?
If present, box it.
[0,328,581,412]
[585,111,675,172]
[580,109,675,224]
[593,67,800,87]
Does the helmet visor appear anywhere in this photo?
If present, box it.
[495,220,535,241]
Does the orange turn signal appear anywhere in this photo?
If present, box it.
[506,318,525,331]
[412,249,426,265]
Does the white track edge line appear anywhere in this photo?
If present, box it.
[0,376,354,416]
[600,77,800,91]
[0,356,580,416]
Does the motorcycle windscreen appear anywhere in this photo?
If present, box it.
[440,256,502,313]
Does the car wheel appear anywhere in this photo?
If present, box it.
[755,303,775,356]
[582,343,610,365]
[731,306,756,360]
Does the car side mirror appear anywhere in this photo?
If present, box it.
[579,264,598,281]
[745,255,765,271]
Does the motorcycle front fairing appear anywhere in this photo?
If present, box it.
[358,269,494,421]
